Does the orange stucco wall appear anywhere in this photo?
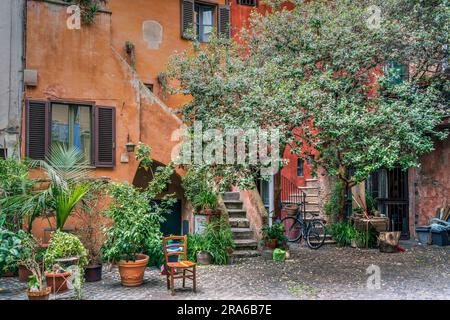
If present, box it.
[22,0,224,238]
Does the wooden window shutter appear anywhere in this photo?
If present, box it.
[94,106,116,168]
[180,0,195,39]
[218,4,231,39]
[26,100,49,160]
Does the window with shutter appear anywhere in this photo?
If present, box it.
[181,0,195,39]
[218,5,230,39]
[237,0,257,6]
[94,106,116,168]
[26,100,49,160]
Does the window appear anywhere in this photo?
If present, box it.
[26,100,116,167]
[0,148,6,159]
[307,155,314,166]
[297,158,304,177]
[195,3,214,42]
[385,60,409,84]
[51,103,92,163]
[237,0,257,6]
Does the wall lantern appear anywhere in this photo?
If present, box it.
[125,135,136,153]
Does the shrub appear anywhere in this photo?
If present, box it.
[44,230,88,271]
[187,217,234,265]
[0,227,23,275]
[193,190,218,211]
[261,223,287,244]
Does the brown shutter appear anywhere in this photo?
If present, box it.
[26,100,49,160]
[180,0,195,39]
[94,106,116,168]
[218,4,230,39]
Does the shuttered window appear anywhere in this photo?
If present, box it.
[26,100,116,168]
[180,1,230,41]
[26,100,49,160]
[181,0,195,39]
[94,106,116,168]
[237,0,257,6]
[218,5,230,39]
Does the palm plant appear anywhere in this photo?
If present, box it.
[1,145,93,231]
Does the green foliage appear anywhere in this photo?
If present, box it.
[102,145,175,263]
[181,167,210,203]
[0,158,33,231]
[1,146,95,231]
[261,223,287,244]
[44,230,88,271]
[187,217,234,265]
[168,0,449,205]
[193,190,218,211]
[135,142,153,171]
[0,227,22,274]
[324,181,344,219]
[328,221,377,248]
[63,0,107,24]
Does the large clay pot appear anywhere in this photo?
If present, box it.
[84,264,102,282]
[118,254,149,287]
[196,251,212,265]
[27,287,51,300]
[18,265,34,282]
[45,271,72,293]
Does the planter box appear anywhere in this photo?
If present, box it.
[415,226,431,244]
[431,230,449,246]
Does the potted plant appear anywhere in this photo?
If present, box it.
[261,224,286,249]
[74,182,107,282]
[44,230,88,294]
[193,190,218,215]
[16,231,45,282]
[16,234,51,300]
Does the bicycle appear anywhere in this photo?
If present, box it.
[272,203,326,250]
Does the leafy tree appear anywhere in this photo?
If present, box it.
[168,0,449,218]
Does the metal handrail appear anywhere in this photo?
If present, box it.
[280,175,306,219]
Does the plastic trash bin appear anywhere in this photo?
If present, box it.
[431,230,449,246]
[415,226,431,244]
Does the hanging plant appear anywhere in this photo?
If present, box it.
[63,0,107,24]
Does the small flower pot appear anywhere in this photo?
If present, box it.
[18,265,34,283]
[45,271,72,293]
[118,254,149,287]
[264,239,278,250]
[27,287,51,300]
[196,251,212,265]
[84,264,102,282]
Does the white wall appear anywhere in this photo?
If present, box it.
[0,0,24,158]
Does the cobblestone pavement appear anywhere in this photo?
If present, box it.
[1,242,449,300]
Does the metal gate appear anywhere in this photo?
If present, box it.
[367,168,410,239]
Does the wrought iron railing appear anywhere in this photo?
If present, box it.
[280,175,306,218]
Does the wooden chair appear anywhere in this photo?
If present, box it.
[162,235,197,296]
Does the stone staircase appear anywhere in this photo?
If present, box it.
[223,192,260,259]
[298,179,336,245]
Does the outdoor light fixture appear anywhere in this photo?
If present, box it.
[125,135,136,153]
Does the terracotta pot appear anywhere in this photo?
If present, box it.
[45,271,72,293]
[84,264,102,282]
[117,254,149,287]
[27,287,51,301]
[196,251,212,265]
[18,265,34,283]
[2,271,16,277]
[265,239,278,250]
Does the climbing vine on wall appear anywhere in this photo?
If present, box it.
[63,0,107,24]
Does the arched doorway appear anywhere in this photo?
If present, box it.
[132,161,186,236]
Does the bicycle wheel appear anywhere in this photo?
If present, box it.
[280,217,304,243]
[306,220,326,249]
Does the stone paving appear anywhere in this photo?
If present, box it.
[1,241,448,300]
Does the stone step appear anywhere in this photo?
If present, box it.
[234,239,258,250]
[298,186,319,196]
[223,200,243,210]
[305,178,319,188]
[231,228,254,240]
[228,209,247,219]
[231,250,260,259]
[229,217,250,228]
[223,192,240,201]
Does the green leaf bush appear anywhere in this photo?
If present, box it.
[44,230,88,271]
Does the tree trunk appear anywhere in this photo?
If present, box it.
[338,181,347,221]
